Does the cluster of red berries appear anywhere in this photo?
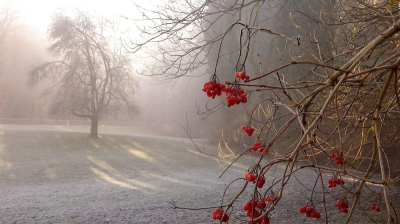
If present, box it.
[243,200,266,211]
[224,86,248,107]
[329,152,346,165]
[244,172,265,188]
[336,200,349,213]
[202,80,226,99]
[299,205,321,219]
[252,142,265,153]
[235,71,250,81]
[212,208,229,222]
[201,75,249,107]
[243,201,270,224]
[264,195,276,203]
[245,172,258,182]
[241,125,255,136]
[371,203,381,212]
[328,177,345,188]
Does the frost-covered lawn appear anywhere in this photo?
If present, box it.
[0,125,246,223]
[0,125,394,223]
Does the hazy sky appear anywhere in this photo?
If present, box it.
[7,0,156,32]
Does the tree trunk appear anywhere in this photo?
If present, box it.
[90,115,99,138]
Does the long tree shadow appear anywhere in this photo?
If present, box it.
[84,134,226,190]
[0,125,236,190]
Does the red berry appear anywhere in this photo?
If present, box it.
[249,130,254,136]
[299,206,306,213]
[257,200,266,209]
[264,196,275,202]
[244,127,254,136]
[252,142,261,151]
[261,216,270,224]
[247,174,257,182]
[376,207,380,212]
[240,71,246,79]
[257,177,265,188]
[212,208,229,222]
[222,213,229,222]
[335,156,346,165]
[209,84,215,90]
[311,211,317,218]
[246,210,252,218]
[371,203,376,210]
[244,201,252,211]
[253,210,260,218]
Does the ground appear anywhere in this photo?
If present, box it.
[0,125,396,223]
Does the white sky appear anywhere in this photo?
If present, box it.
[6,0,158,33]
[3,0,163,70]
[3,0,167,81]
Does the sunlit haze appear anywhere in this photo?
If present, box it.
[10,0,137,31]
[0,0,208,136]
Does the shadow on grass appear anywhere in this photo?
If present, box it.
[0,126,223,195]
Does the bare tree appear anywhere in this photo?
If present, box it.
[130,0,400,223]
[30,11,138,138]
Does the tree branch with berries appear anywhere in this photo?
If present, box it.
[128,1,400,223]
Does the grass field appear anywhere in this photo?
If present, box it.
[0,125,395,223]
[0,125,247,223]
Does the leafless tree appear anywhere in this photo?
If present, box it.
[30,11,138,138]
[129,0,400,223]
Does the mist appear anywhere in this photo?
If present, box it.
[1,1,399,223]
[0,0,215,140]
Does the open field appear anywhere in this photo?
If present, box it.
[0,125,396,223]
[0,125,248,223]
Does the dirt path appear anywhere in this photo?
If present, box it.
[0,125,394,223]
